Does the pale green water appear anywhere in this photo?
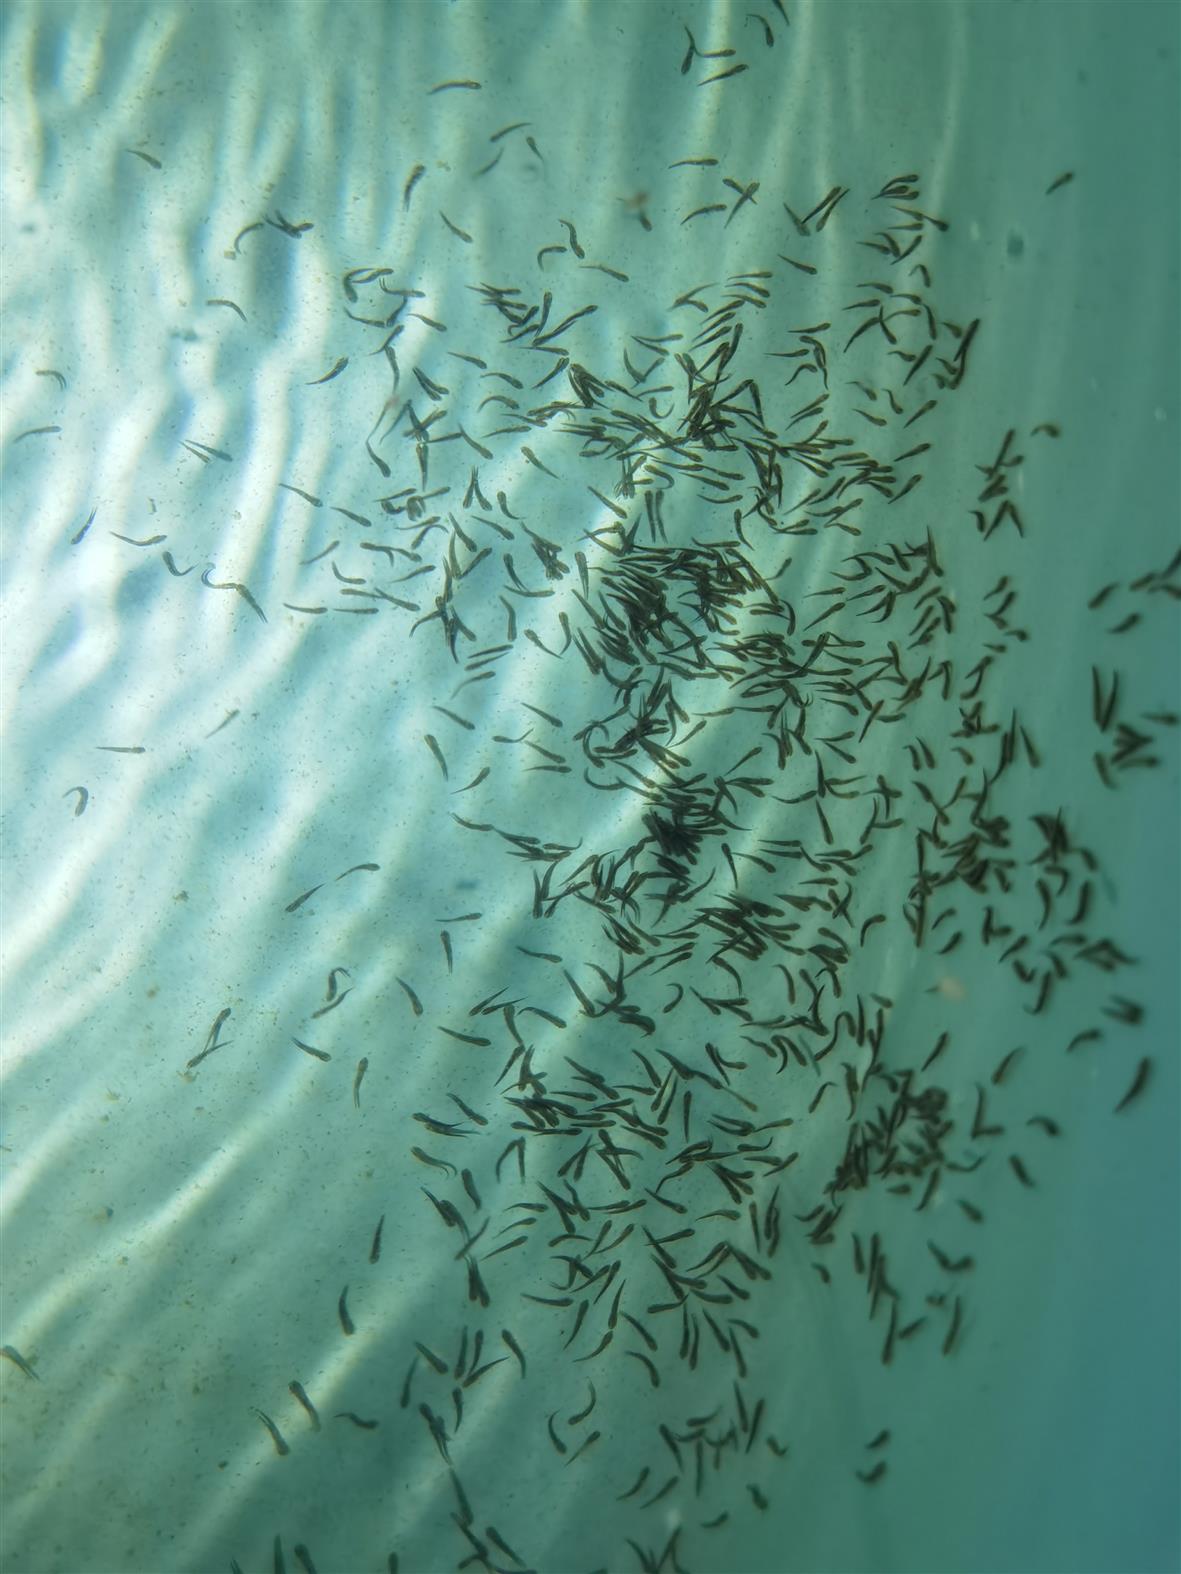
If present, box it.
[1,3,1178,1573]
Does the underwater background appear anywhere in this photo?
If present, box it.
[1,3,1178,1573]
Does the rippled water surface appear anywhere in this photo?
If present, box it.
[1,3,1178,1573]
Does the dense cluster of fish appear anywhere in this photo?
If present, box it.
[8,9,1175,1573]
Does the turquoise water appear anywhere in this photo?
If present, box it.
[1,3,1178,1573]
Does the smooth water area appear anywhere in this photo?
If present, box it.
[1,4,1178,1573]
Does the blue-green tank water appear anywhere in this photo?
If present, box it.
[1,3,1177,1572]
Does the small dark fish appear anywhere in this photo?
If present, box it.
[1027,1115,1060,1137]
[396,977,424,1016]
[520,445,557,477]
[626,1350,661,1387]
[991,1046,1022,1086]
[403,164,426,210]
[699,62,749,85]
[63,786,89,816]
[618,1467,652,1502]
[206,298,247,321]
[125,148,162,169]
[201,570,267,622]
[335,1411,379,1429]
[429,79,481,93]
[204,710,239,738]
[582,261,629,283]
[252,1408,290,1455]
[485,1528,525,1568]
[277,482,322,506]
[186,1006,233,1070]
[437,1026,490,1047]
[559,218,585,259]
[293,1038,331,1062]
[232,220,265,253]
[1103,997,1143,1026]
[311,990,350,1021]
[942,1295,963,1356]
[308,357,348,386]
[285,885,323,913]
[289,1381,320,1429]
[71,508,97,543]
[516,946,562,964]
[424,734,449,779]
[267,211,313,236]
[325,967,351,1002]
[1,1346,40,1381]
[566,1429,600,1464]
[1045,171,1074,194]
[927,1240,974,1274]
[370,1214,385,1263]
[921,1031,950,1071]
[440,213,473,243]
[502,1328,526,1377]
[414,1111,470,1138]
[411,1146,457,1175]
[682,204,727,224]
[450,1096,487,1127]
[568,1383,597,1425]
[1113,1057,1151,1113]
[419,1402,451,1461]
[338,1285,355,1336]
[353,1058,369,1109]
[747,10,775,45]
